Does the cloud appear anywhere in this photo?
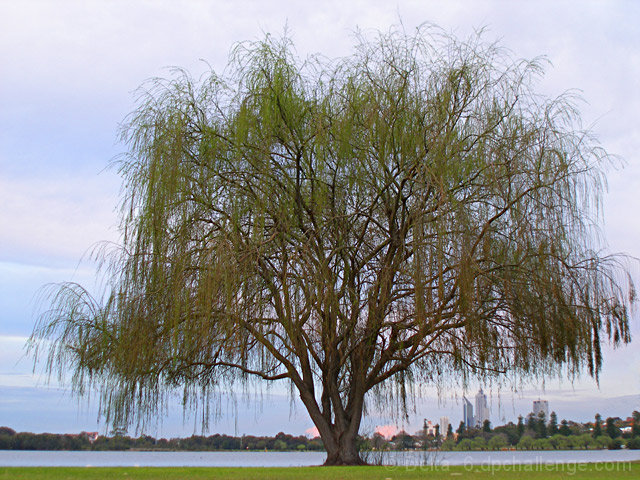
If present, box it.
[0,260,109,337]
[374,424,398,439]
[0,174,119,266]
[304,426,319,438]
[0,334,63,388]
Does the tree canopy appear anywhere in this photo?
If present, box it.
[31,26,633,465]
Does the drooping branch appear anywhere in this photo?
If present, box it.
[30,26,633,465]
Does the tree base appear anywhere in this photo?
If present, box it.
[323,452,368,466]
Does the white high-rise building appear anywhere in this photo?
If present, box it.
[475,389,490,427]
[440,417,450,437]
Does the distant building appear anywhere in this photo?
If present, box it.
[422,419,437,436]
[80,431,99,443]
[440,416,450,437]
[463,396,474,428]
[475,389,490,427]
[533,399,549,422]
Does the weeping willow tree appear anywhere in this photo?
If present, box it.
[31,26,633,465]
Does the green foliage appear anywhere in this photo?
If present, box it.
[594,435,612,449]
[516,416,525,439]
[391,431,415,450]
[573,433,593,450]
[527,414,537,432]
[549,434,570,450]
[517,435,534,450]
[493,422,519,446]
[536,412,547,439]
[548,411,559,436]
[482,419,491,433]
[633,411,640,437]
[446,423,453,438]
[440,438,456,450]
[533,438,553,450]
[487,433,508,450]
[273,440,287,451]
[455,438,474,451]
[608,437,623,450]
[626,437,640,449]
[593,414,603,437]
[471,437,486,451]
[0,428,321,452]
[30,25,634,465]
[605,417,621,438]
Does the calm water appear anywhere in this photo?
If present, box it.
[1,449,640,467]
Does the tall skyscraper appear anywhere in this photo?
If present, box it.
[440,416,450,437]
[463,396,474,428]
[475,389,490,427]
[533,399,549,422]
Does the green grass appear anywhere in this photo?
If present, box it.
[1,463,639,480]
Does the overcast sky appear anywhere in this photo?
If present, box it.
[1,0,639,437]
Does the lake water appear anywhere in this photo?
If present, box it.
[1,449,640,467]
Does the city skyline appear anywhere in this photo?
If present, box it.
[0,382,638,438]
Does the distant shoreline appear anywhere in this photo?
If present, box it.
[2,418,640,452]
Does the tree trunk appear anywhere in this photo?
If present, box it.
[295,366,368,465]
[322,430,366,466]
[299,389,367,465]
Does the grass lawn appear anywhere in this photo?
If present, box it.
[1,463,639,480]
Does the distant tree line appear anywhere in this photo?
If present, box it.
[0,427,322,452]
[441,410,640,452]
[2,411,639,452]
